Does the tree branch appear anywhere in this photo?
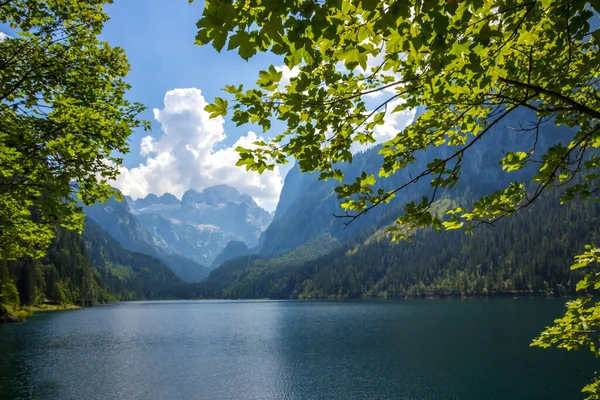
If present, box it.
[499,77,600,119]
[335,106,518,227]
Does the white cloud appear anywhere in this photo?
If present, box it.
[275,65,300,91]
[116,63,415,211]
[373,99,415,143]
[113,88,284,211]
[0,32,10,42]
[350,99,416,154]
[354,52,415,148]
[359,53,404,99]
[139,135,154,156]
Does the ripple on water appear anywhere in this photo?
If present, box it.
[0,300,595,400]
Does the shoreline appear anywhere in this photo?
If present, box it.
[1,304,82,324]
[2,296,572,323]
[32,304,81,312]
[119,294,573,302]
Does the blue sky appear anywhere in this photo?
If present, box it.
[101,0,290,210]
[1,1,414,211]
[101,0,280,166]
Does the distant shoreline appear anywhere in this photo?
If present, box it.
[2,294,572,324]
[114,294,573,302]
[32,304,81,312]
[1,304,82,324]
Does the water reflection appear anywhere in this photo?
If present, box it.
[0,300,595,400]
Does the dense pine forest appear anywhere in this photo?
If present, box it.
[207,189,598,300]
[2,182,598,316]
[0,219,219,319]
[1,226,104,310]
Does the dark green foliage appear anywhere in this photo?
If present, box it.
[0,281,19,307]
[212,241,249,268]
[0,0,147,260]
[1,226,107,306]
[82,218,187,300]
[208,190,598,300]
[0,218,216,309]
[197,0,600,243]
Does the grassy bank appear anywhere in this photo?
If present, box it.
[3,305,32,321]
[1,303,82,323]
[33,304,81,312]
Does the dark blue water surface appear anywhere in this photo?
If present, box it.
[0,299,595,400]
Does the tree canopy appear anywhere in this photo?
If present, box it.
[195,0,599,234]
[194,0,600,398]
[0,0,146,260]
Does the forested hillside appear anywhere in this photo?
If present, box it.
[82,219,190,300]
[212,106,583,301]
[0,219,202,315]
[209,233,340,297]
[212,240,250,268]
[83,194,211,282]
[1,226,104,310]
[207,188,598,299]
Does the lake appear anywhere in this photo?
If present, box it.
[0,299,595,400]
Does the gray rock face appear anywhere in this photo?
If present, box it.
[260,106,575,257]
[82,195,211,282]
[129,185,272,266]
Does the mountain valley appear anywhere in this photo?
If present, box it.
[2,106,591,304]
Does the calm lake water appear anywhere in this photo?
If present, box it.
[0,299,595,400]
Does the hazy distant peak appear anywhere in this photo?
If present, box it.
[108,184,272,267]
[133,192,181,209]
[144,193,160,202]
[158,193,179,204]
[182,184,249,206]
[201,184,240,199]
[241,193,258,207]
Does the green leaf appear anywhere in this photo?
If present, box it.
[205,97,228,118]
[443,218,464,231]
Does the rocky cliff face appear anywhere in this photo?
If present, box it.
[259,106,574,257]
[83,195,210,282]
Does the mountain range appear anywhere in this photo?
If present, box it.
[82,184,271,282]
[258,107,572,257]
[7,105,588,305]
[127,185,271,266]
[201,106,588,298]
[78,106,578,290]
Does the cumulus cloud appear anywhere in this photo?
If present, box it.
[350,98,416,154]
[275,65,300,90]
[373,99,415,143]
[113,88,284,211]
[116,64,416,210]
[139,135,154,156]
